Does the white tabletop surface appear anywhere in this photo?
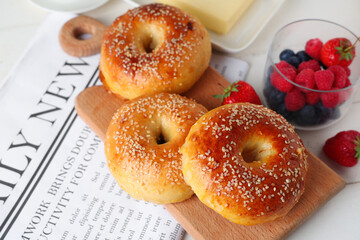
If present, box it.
[1,0,360,239]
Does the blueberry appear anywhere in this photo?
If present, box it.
[263,78,273,96]
[275,103,294,120]
[315,102,333,123]
[296,50,311,62]
[280,49,295,61]
[263,87,274,106]
[301,105,316,118]
[295,105,318,126]
[266,88,286,109]
[330,107,341,120]
[287,56,301,68]
[263,66,274,93]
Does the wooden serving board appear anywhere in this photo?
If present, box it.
[75,67,345,240]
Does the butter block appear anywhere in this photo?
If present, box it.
[158,0,254,34]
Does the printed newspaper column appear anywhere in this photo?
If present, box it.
[0,13,185,240]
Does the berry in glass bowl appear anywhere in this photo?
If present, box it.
[263,19,360,130]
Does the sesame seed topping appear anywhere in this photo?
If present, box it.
[106,93,207,201]
[100,3,209,98]
[182,103,308,218]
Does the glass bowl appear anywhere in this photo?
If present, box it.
[263,19,360,130]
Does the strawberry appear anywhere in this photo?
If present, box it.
[320,38,356,67]
[214,80,261,105]
[323,130,360,167]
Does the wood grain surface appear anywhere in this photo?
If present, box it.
[75,67,345,240]
[59,15,108,57]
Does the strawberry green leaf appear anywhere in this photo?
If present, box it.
[335,39,355,62]
[354,136,360,159]
[213,94,225,104]
[213,81,248,105]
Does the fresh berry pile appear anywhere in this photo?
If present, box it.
[264,37,356,127]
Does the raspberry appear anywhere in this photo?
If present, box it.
[345,78,352,87]
[305,38,323,60]
[339,81,353,104]
[321,89,339,108]
[315,70,335,90]
[294,69,315,92]
[275,60,296,71]
[344,66,351,76]
[297,59,321,72]
[339,88,351,104]
[270,67,296,92]
[328,65,347,88]
[285,89,306,111]
[306,91,320,105]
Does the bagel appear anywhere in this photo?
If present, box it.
[105,93,207,204]
[181,103,308,225]
[99,3,212,99]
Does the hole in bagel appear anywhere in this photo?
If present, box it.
[149,117,174,146]
[241,139,274,163]
[73,27,92,40]
[143,36,157,53]
[156,132,167,145]
[137,25,164,54]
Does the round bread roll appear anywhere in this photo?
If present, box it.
[99,3,211,99]
[181,103,308,225]
[105,93,207,204]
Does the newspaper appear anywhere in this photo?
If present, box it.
[0,13,249,240]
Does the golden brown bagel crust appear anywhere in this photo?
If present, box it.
[99,3,211,99]
[105,93,207,204]
[181,103,308,225]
